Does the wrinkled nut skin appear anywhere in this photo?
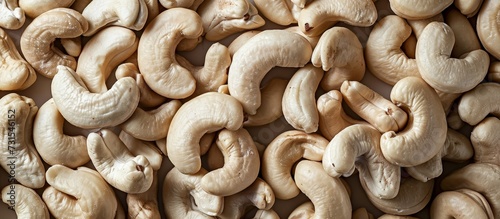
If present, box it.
[389,0,453,20]
[477,0,500,60]
[43,165,117,219]
[244,78,288,127]
[167,92,244,174]
[458,83,500,126]
[19,0,74,18]
[470,117,500,165]
[0,0,25,29]
[127,171,161,219]
[1,184,49,219]
[380,77,447,167]
[228,29,312,115]
[0,93,45,189]
[20,8,88,78]
[431,189,494,219]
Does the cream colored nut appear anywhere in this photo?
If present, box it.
[228,30,261,57]
[406,14,443,39]
[43,165,117,218]
[323,124,400,199]
[298,0,377,37]
[283,64,323,133]
[317,90,367,140]
[262,130,329,200]
[470,117,500,165]
[33,98,89,168]
[76,26,138,93]
[488,61,500,83]
[127,170,161,219]
[253,209,280,219]
[228,29,312,115]
[380,77,447,167]
[0,0,25,29]
[458,83,500,126]
[156,133,214,157]
[1,184,49,219]
[20,8,88,78]
[218,178,275,219]
[294,160,352,218]
[138,8,203,99]
[197,0,265,41]
[60,37,82,57]
[82,0,148,36]
[159,0,204,10]
[454,0,483,17]
[285,26,320,49]
[119,131,163,170]
[365,15,420,86]
[253,0,296,26]
[431,189,494,219]
[0,93,44,188]
[289,201,315,218]
[389,0,452,20]
[244,78,287,127]
[352,208,374,219]
[444,8,482,58]
[167,92,244,174]
[341,81,408,133]
[19,0,73,18]
[378,215,419,219]
[143,0,159,23]
[51,66,140,129]
[312,27,365,90]
[87,129,154,194]
[477,0,500,60]
[163,167,223,217]
[416,22,489,93]
[441,163,500,218]
[0,27,36,90]
[71,0,91,12]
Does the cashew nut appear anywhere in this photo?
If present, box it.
[454,0,483,17]
[159,0,204,10]
[289,201,315,218]
[127,170,161,219]
[244,78,288,127]
[19,0,74,18]
[444,8,481,58]
[1,184,49,219]
[488,61,500,83]
[378,215,419,219]
[0,0,24,30]
[253,0,296,26]
[406,14,443,39]
[388,0,453,20]
[431,189,494,219]
[477,0,500,60]
[119,131,163,170]
[458,82,500,126]
[253,209,280,219]
[227,30,261,57]
[470,117,500,166]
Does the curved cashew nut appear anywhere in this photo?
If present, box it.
[43,165,117,218]
[294,160,352,218]
[167,92,244,174]
[285,26,321,49]
[119,131,163,170]
[137,8,203,99]
[87,129,154,194]
[33,98,89,168]
[244,78,288,127]
[159,0,204,10]
[228,29,312,115]
[454,0,483,17]
[323,124,401,199]
[82,0,148,36]
[431,189,494,219]
[253,209,280,219]
[262,130,329,200]
[253,0,296,26]
[127,170,161,219]
[289,201,315,218]
[0,27,36,90]
[470,117,500,166]
[283,64,323,133]
[51,65,140,129]
[312,26,365,90]
[477,0,500,60]
[0,93,45,188]
[380,77,447,167]
[444,8,481,58]
[389,0,453,20]
[1,184,49,219]
[458,82,500,126]
[341,81,408,133]
[163,167,223,218]
[19,0,73,18]
[365,15,420,86]
[20,8,88,78]
[0,0,24,29]
[60,37,82,57]
[416,22,489,93]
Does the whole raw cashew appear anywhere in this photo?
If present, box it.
[431,189,494,219]
[228,29,312,115]
[0,93,45,188]
[0,0,24,29]
[298,0,377,37]
[244,78,288,127]
[51,65,140,129]
[454,0,483,17]
[341,81,408,133]
[87,129,154,194]
[458,83,500,126]
[163,167,223,218]
[127,170,161,219]
[380,77,447,167]
[388,0,453,20]
[43,165,117,218]
[20,8,88,78]
[197,0,265,41]
[33,98,89,168]
[477,0,500,60]
[323,124,400,199]
[416,22,489,94]
[262,130,329,200]
[19,0,73,18]
[167,92,244,174]
[253,0,296,26]
[0,27,36,91]
[470,117,500,165]
[311,26,365,90]
[119,131,163,170]
[282,64,323,133]
[82,0,148,36]
[294,160,352,218]
[137,8,203,99]
[444,8,482,58]
[1,184,49,219]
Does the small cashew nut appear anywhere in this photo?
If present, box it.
[289,201,315,218]
[0,0,24,29]
[470,117,500,166]
[159,0,204,10]
[253,0,296,26]
[454,0,483,17]
[127,170,161,219]
[244,78,288,127]
[388,0,453,20]
[458,82,500,126]
[2,184,49,219]
[477,0,500,60]
[19,0,73,18]
[119,131,163,170]
[87,129,154,194]
[431,189,494,219]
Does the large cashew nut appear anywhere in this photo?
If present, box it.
[244,78,288,127]
[458,82,500,126]
[1,184,49,218]
[477,0,500,60]
[389,0,453,20]
[470,117,500,165]
[431,189,494,219]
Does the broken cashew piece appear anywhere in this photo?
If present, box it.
[2,184,49,219]
[119,131,163,170]
[389,0,453,20]
[19,0,74,18]
[477,0,500,60]
[0,27,36,90]
[127,170,161,219]
[244,78,288,127]
[470,117,500,166]
[0,0,25,29]
[431,189,494,219]
[458,82,500,126]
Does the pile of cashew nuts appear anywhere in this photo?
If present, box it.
[0,0,499,218]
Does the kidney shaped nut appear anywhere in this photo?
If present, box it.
[119,131,163,170]
[244,78,288,127]
[167,92,244,174]
[323,124,401,199]
[470,117,500,165]
[20,8,88,78]
[0,0,25,29]
[138,8,203,99]
[416,22,489,94]
[0,93,45,189]
[477,0,500,60]
[458,82,500,126]
[431,189,494,219]
[51,65,140,129]
[389,0,453,20]
[127,170,161,219]
[228,29,312,115]
[163,167,223,218]
[1,184,49,219]
[43,165,117,218]
[380,77,447,167]
[19,0,73,18]
[262,130,329,200]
